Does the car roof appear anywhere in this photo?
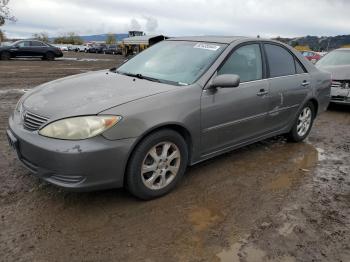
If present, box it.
[167,36,251,44]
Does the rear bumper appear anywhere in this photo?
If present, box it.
[8,115,136,191]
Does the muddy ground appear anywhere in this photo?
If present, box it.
[0,52,349,262]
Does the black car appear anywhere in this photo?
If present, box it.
[102,44,121,55]
[88,44,106,53]
[0,40,63,60]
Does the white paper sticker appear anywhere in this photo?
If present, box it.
[193,43,220,51]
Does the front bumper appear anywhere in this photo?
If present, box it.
[8,115,136,191]
[330,87,350,105]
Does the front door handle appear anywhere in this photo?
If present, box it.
[301,80,310,87]
[256,89,269,96]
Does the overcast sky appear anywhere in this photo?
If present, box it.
[2,0,350,39]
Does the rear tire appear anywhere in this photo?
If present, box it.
[0,51,11,60]
[126,129,188,200]
[287,102,315,142]
[45,52,55,61]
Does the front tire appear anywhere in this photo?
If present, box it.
[44,52,55,61]
[126,129,188,200]
[288,102,315,142]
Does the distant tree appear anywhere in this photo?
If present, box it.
[66,32,83,45]
[53,32,83,45]
[291,41,299,47]
[0,0,15,25]
[0,0,16,43]
[33,32,49,43]
[106,33,116,44]
[0,29,4,42]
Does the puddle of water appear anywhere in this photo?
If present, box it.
[188,207,221,231]
[316,147,344,162]
[217,242,241,262]
[265,144,318,191]
[278,221,296,236]
[217,242,267,262]
[316,147,327,161]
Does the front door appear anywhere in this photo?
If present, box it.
[16,41,32,57]
[200,43,270,156]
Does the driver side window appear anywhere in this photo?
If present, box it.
[218,44,263,83]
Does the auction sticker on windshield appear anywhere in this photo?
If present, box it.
[193,43,221,51]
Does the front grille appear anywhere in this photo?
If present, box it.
[23,111,49,131]
[331,80,350,89]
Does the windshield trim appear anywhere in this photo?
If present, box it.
[116,40,228,86]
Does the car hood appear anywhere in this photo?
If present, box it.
[22,70,178,119]
[317,65,350,80]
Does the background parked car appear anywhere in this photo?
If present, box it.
[301,50,322,63]
[73,45,89,52]
[316,48,350,105]
[88,44,106,53]
[52,44,69,52]
[102,44,121,55]
[0,40,63,60]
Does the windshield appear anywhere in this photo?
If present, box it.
[316,50,350,67]
[117,41,226,85]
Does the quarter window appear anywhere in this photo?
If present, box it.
[218,44,263,83]
[31,41,46,47]
[265,44,296,77]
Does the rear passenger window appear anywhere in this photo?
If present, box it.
[218,44,262,83]
[295,59,306,74]
[31,41,45,47]
[265,44,295,77]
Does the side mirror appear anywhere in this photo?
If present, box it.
[210,74,240,88]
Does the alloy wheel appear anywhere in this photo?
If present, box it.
[141,142,181,190]
[297,107,312,137]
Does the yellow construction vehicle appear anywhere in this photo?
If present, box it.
[120,31,168,57]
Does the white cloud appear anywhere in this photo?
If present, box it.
[2,0,350,39]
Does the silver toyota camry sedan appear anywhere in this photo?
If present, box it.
[7,36,331,199]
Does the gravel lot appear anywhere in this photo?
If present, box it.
[0,52,349,262]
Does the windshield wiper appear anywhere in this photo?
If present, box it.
[117,71,185,86]
[117,71,161,83]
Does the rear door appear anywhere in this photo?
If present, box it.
[263,43,311,132]
[30,41,48,56]
[200,43,270,155]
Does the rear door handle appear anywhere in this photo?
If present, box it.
[256,89,269,96]
[301,81,310,87]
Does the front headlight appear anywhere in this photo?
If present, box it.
[39,115,121,140]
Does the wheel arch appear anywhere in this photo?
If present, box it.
[308,97,319,117]
[123,123,193,185]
